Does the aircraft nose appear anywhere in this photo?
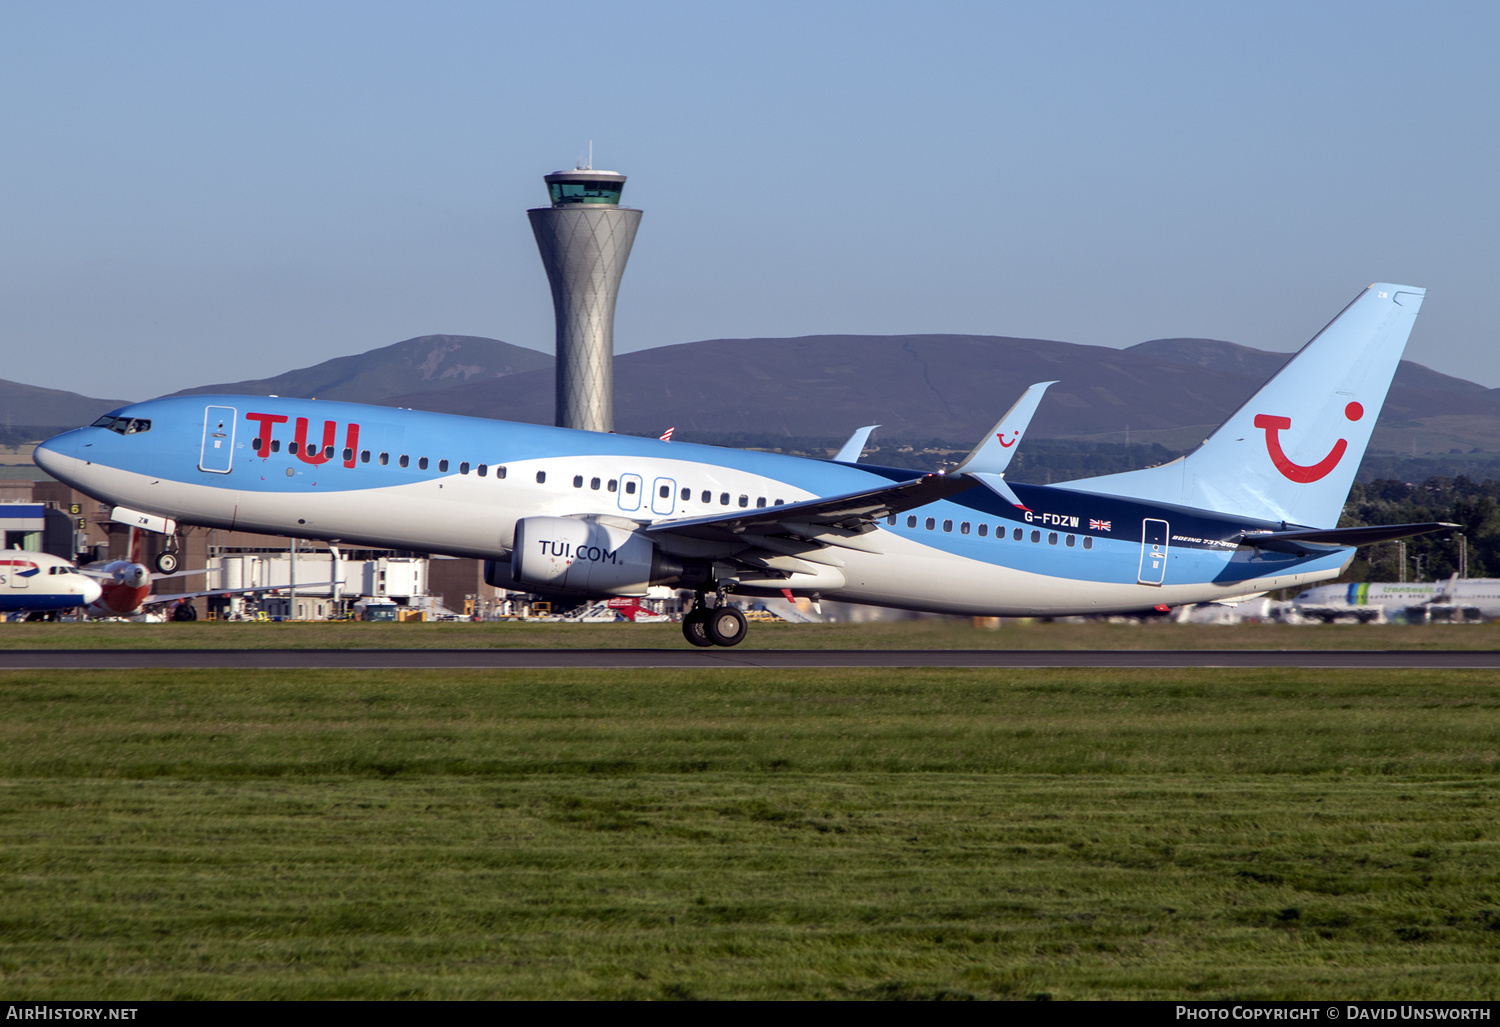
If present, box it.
[80,576,103,605]
[32,433,76,478]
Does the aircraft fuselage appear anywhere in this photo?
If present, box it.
[35,395,1350,618]
[0,551,102,614]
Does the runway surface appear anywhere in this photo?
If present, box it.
[3,648,1500,669]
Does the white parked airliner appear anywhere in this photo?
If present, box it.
[1295,577,1500,621]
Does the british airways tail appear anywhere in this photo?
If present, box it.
[1059,283,1426,528]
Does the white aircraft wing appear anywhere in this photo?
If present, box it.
[140,581,341,607]
[77,566,207,582]
[644,386,1059,567]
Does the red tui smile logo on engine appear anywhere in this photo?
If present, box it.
[1253,402,1363,483]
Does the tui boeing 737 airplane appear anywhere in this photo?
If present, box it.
[34,283,1452,646]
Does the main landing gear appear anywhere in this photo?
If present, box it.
[682,587,748,648]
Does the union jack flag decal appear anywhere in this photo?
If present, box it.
[1089,519,1111,532]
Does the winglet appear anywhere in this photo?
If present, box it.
[952,382,1056,476]
[833,425,881,463]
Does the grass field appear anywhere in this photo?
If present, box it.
[4,618,1500,650]
[2,667,1497,999]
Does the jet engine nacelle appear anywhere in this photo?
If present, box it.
[507,517,681,597]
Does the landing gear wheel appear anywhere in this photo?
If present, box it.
[172,602,197,622]
[154,552,179,574]
[706,605,748,647]
[682,607,715,647]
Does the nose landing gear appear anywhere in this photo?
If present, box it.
[153,531,182,574]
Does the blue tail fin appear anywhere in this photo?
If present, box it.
[1059,284,1425,528]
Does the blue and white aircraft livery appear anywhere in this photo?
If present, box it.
[0,551,102,616]
[34,284,1452,646]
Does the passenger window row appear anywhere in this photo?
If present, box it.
[891,514,1094,549]
[251,438,508,478]
[571,474,619,492]
[568,475,785,508]
[250,440,789,508]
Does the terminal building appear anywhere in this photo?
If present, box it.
[0,476,507,620]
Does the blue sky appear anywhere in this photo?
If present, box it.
[3,0,1496,400]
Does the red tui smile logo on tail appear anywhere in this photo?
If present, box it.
[1254,402,1363,483]
[996,431,1018,449]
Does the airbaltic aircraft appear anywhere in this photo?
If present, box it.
[34,283,1450,646]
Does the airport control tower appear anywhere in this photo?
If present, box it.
[528,163,641,433]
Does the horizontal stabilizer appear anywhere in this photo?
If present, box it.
[1237,521,1457,548]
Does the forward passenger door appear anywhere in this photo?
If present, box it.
[199,405,237,474]
[617,473,643,512]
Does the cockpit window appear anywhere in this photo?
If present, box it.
[91,416,151,435]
